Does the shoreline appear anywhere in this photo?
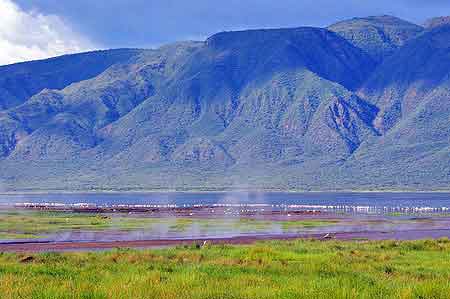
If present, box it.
[1,205,450,252]
[2,190,450,195]
[2,229,450,252]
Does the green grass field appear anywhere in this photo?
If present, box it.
[1,239,450,299]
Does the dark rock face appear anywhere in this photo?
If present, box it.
[0,16,449,191]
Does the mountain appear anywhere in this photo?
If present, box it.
[328,16,423,62]
[341,24,450,189]
[0,49,145,111]
[359,25,450,132]
[424,16,450,29]
[0,16,449,191]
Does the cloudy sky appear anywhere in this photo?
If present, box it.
[1,0,449,65]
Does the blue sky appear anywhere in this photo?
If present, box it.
[1,0,449,64]
[15,0,450,48]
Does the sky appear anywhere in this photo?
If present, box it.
[1,0,449,65]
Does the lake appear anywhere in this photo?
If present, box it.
[1,192,450,214]
[2,192,450,247]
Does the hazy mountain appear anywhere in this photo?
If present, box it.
[0,16,448,191]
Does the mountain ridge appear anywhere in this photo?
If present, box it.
[0,15,449,191]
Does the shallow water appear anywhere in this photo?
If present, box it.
[36,215,450,242]
[2,192,450,244]
[1,211,450,244]
[1,192,450,214]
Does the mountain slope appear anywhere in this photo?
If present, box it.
[424,16,450,29]
[0,16,449,191]
[359,25,450,132]
[0,49,145,111]
[328,16,423,62]
[0,42,201,159]
[337,25,450,189]
[89,27,377,168]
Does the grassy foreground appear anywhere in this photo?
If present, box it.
[1,239,450,298]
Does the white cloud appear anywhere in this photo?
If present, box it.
[0,0,96,65]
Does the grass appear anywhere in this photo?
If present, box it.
[0,211,164,239]
[277,220,340,230]
[0,211,339,239]
[1,239,450,298]
[0,211,157,235]
[187,218,338,233]
[0,233,42,240]
[0,211,111,234]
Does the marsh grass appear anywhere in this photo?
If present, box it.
[0,211,113,234]
[1,239,450,298]
[0,211,164,240]
[0,233,42,240]
[0,211,339,239]
[278,220,340,230]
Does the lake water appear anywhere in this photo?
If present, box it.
[2,192,450,245]
[1,192,450,214]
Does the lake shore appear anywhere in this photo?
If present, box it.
[2,189,450,195]
[1,205,450,252]
[3,229,450,252]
